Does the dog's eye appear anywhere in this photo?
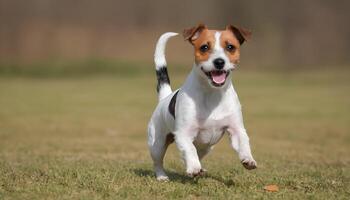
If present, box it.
[226,44,236,52]
[199,44,209,53]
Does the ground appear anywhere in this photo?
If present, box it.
[0,64,349,199]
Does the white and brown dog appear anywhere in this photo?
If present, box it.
[148,24,257,181]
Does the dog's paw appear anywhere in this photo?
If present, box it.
[186,166,203,177]
[156,175,169,182]
[241,158,257,170]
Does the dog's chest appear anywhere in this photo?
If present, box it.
[192,92,237,146]
[194,115,232,146]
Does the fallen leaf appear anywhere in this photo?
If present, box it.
[264,184,279,192]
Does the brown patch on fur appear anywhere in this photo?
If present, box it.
[183,24,216,64]
[226,25,252,45]
[165,133,174,146]
[183,24,207,42]
[191,29,216,64]
[184,24,252,65]
[220,30,241,64]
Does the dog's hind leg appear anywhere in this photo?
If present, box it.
[148,122,173,181]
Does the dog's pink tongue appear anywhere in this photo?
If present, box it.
[211,71,226,84]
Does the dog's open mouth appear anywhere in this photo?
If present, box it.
[203,69,230,87]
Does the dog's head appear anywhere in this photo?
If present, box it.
[183,24,251,88]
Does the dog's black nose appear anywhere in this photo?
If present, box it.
[213,58,225,70]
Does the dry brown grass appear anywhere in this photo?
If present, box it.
[0,67,349,199]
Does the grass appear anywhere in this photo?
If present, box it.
[0,63,349,199]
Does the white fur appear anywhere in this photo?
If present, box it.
[148,31,256,180]
[158,84,172,101]
[154,32,178,70]
[154,32,178,101]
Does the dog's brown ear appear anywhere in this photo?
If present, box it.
[183,24,207,43]
[226,25,252,45]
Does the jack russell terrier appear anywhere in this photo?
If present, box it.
[148,24,257,181]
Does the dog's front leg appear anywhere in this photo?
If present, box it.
[174,132,203,177]
[227,115,257,170]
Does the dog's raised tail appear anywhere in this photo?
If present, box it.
[154,32,178,101]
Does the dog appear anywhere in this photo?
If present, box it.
[148,24,257,181]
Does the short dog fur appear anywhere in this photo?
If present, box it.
[148,24,257,181]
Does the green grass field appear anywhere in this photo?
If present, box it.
[0,64,349,199]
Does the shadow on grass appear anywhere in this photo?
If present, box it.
[133,168,236,187]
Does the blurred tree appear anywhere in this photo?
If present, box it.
[0,0,349,67]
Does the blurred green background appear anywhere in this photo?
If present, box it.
[1,0,350,71]
[0,1,349,199]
